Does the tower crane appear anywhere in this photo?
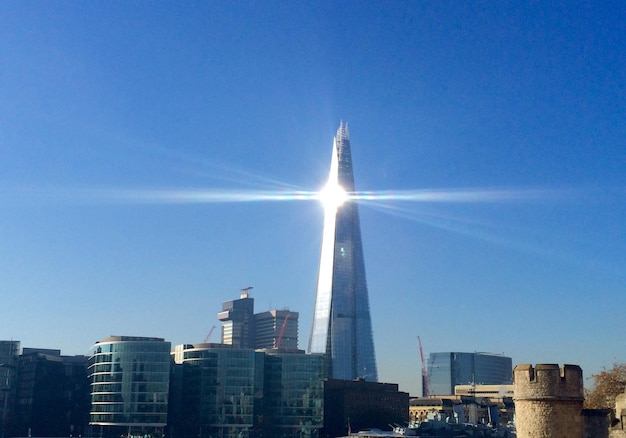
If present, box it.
[418,336,430,397]
[204,325,216,343]
[275,314,290,349]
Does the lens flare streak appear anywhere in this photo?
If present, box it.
[2,186,562,205]
[111,187,556,204]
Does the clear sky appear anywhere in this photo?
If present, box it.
[1,2,625,396]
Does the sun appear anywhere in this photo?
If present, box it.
[319,182,347,210]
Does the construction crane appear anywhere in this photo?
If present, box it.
[275,314,290,349]
[418,336,430,397]
[204,325,216,343]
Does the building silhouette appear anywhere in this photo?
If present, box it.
[12,349,89,438]
[0,341,19,438]
[308,122,378,381]
[323,379,408,437]
[0,343,91,438]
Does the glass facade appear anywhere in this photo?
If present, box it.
[308,123,378,381]
[12,351,90,437]
[427,352,513,395]
[87,336,170,437]
[0,340,19,438]
[171,344,258,438]
[262,351,324,438]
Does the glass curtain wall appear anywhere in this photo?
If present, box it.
[308,123,378,382]
[173,344,257,438]
[262,352,324,438]
[88,336,170,438]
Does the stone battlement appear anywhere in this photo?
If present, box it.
[514,363,585,438]
[514,363,584,401]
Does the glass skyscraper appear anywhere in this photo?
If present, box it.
[308,122,378,382]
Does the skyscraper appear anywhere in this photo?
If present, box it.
[217,287,255,348]
[308,122,378,381]
[254,309,299,350]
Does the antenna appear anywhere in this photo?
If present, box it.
[240,286,253,298]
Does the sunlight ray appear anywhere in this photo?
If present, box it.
[2,185,566,206]
[102,186,561,205]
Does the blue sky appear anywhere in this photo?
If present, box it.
[1,2,624,396]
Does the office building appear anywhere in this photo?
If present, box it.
[427,352,512,396]
[88,336,171,438]
[323,379,408,437]
[308,122,378,381]
[0,340,19,438]
[218,288,255,348]
[170,343,259,438]
[170,343,324,438]
[218,289,300,350]
[261,350,324,437]
[12,349,90,437]
[254,309,299,350]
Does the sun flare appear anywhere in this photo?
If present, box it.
[319,182,347,210]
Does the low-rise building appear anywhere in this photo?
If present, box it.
[323,379,409,437]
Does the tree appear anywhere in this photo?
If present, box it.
[584,362,626,409]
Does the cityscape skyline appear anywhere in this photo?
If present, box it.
[1,3,625,397]
[308,122,378,382]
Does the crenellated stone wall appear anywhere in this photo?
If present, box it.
[514,363,584,438]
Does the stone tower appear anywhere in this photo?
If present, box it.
[514,363,584,438]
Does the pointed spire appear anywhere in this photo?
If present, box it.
[337,120,350,141]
